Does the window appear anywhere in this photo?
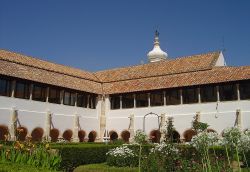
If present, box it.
[110,94,120,109]
[150,90,164,106]
[182,87,198,104]
[89,94,96,109]
[219,83,237,101]
[15,80,30,99]
[77,93,88,108]
[63,90,76,106]
[240,80,250,100]
[200,85,217,102]
[48,87,61,104]
[0,77,11,97]
[165,88,180,105]
[136,92,148,107]
[32,84,46,102]
[122,93,134,109]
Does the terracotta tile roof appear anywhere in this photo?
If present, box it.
[0,59,102,94]
[0,49,99,82]
[1,49,249,95]
[94,52,220,82]
[102,66,250,94]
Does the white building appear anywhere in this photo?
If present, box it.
[0,32,250,142]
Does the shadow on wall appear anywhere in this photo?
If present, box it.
[121,130,130,143]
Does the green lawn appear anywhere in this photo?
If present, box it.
[74,163,138,172]
[0,163,58,172]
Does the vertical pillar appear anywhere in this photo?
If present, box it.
[9,107,18,141]
[72,113,79,142]
[60,90,64,104]
[160,113,166,143]
[99,95,106,142]
[198,88,201,103]
[163,91,166,106]
[196,111,201,122]
[29,84,33,100]
[11,80,16,97]
[46,87,49,102]
[44,110,52,141]
[180,89,183,104]
[236,84,240,101]
[148,93,150,107]
[128,114,135,142]
[119,95,122,109]
[133,94,136,108]
[236,109,242,130]
[216,86,220,102]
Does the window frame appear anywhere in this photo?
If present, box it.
[14,80,30,99]
[32,83,47,102]
[0,76,12,97]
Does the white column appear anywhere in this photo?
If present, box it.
[128,114,135,142]
[196,111,201,122]
[198,88,201,103]
[160,113,166,143]
[46,87,49,102]
[119,95,122,109]
[133,94,136,108]
[163,91,166,105]
[9,107,18,141]
[72,113,79,142]
[180,89,183,104]
[216,86,220,102]
[44,110,52,141]
[148,93,150,107]
[11,80,16,97]
[99,95,106,142]
[236,84,240,101]
[29,84,33,100]
[236,109,242,130]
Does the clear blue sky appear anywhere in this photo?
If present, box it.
[0,0,250,71]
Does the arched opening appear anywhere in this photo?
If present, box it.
[31,127,44,142]
[150,129,161,143]
[172,130,181,143]
[121,130,130,143]
[88,130,97,142]
[50,128,60,142]
[183,129,197,142]
[63,129,73,141]
[207,128,217,133]
[0,125,9,141]
[109,130,118,141]
[78,130,86,142]
[16,126,28,141]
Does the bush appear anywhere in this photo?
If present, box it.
[121,130,130,142]
[31,127,44,142]
[0,162,57,172]
[51,143,118,171]
[63,129,73,141]
[88,131,97,142]
[78,130,86,142]
[16,126,28,141]
[0,125,8,141]
[50,128,59,142]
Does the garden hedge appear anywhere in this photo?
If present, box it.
[51,143,119,171]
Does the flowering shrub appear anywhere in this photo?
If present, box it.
[106,145,138,167]
[222,127,242,147]
[0,140,61,170]
[191,132,219,151]
[133,130,147,144]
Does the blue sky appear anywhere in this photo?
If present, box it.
[0,0,250,71]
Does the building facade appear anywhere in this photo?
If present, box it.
[0,33,250,142]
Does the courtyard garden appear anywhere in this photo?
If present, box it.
[0,117,250,172]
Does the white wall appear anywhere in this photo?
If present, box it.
[0,96,99,138]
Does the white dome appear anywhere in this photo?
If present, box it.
[147,31,168,63]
